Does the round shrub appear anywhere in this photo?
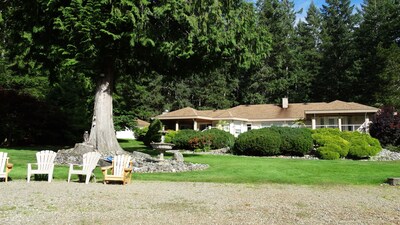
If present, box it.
[270,127,313,156]
[202,128,235,149]
[340,131,382,158]
[172,129,200,150]
[312,132,350,158]
[233,128,281,156]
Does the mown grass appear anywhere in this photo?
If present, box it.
[1,140,399,185]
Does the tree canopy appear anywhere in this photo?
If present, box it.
[0,0,399,147]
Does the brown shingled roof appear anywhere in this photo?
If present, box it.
[156,101,378,121]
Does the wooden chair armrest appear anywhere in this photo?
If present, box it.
[124,167,133,172]
[101,166,113,172]
[7,163,13,170]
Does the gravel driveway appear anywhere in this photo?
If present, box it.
[1,181,399,225]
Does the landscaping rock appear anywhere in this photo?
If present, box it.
[55,143,95,165]
[369,149,400,161]
[172,152,184,162]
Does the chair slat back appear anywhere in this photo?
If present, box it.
[37,150,57,171]
[82,152,101,173]
[113,155,131,176]
[0,152,7,173]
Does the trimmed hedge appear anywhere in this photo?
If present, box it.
[233,128,282,156]
[269,127,313,156]
[171,129,234,150]
[203,128,235,149]
[172,130,199,150]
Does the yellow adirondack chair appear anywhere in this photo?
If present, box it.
[101,155,133,185]
[0,152,13,182]
[27,150,57,182]
[68,152,101,184]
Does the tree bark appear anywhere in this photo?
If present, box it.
[87,61,126,156]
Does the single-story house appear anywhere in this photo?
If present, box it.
[156,98,379,137]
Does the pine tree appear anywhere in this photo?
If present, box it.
[295,2,322,102]
[247,0,298,104]
[314,0,358,102]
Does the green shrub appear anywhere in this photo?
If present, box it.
[134,126,148,141]
[164,130,177,143]
[318,147,340,160]
[172,130,200,150]
[270,127,313,156]
[202,128,235,149]
[312,132,350,157]
[143,119,162,146]
[340,131,381,158]
[233,128,281,156]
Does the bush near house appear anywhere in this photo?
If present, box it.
[340,131,381,159]
[269,127,313,156]
[233,128,282,156]
[172,129,235,151]
[312,128,381,160]
[203,128,235,149]
[312,129,350,159]
[172,130,201,150]
[369,106,400,147]
[233,127,313,157]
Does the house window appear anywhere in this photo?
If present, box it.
[247,124,252,131]
[328,118,335,128]
[320,118,325,127]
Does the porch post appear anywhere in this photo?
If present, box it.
[175,122,179,131]
[193,120,198,131]
[338,117,342,131]
[311,118,316,130]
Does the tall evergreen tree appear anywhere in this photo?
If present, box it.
[248,0,298,104]
[314,0,358,101]
[295,2,322,102]
[355,0,400,106]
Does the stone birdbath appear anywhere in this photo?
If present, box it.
[150,126,174,160]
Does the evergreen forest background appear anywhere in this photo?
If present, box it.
[0,0,399,146]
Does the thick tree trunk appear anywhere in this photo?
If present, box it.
[87,63,126,156]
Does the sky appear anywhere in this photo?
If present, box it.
[249,0,364,22]
[295,0,363,21]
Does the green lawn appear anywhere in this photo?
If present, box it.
[1,140,399,185]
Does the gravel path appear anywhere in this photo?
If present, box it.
[1,181,399,225]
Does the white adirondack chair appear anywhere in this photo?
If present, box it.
[0,152,13,182]
[27,150,57,182]
[101,155,133,185]
[68,152,101,184]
